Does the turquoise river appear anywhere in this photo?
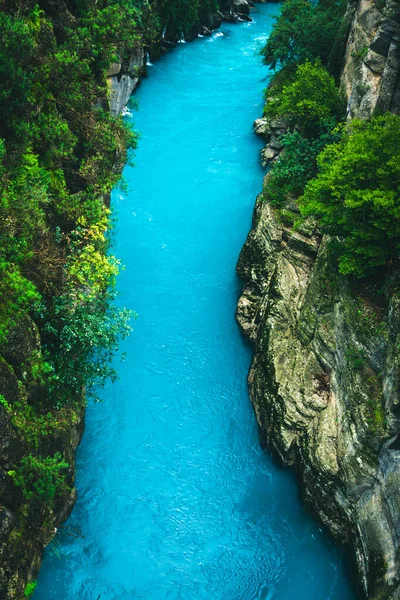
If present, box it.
[35,5,357,599]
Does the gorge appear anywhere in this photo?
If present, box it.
[1,0,400,598]
[33,6,356,600]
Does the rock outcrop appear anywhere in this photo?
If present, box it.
[107,45,146,117]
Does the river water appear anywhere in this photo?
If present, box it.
[35,5,356,599]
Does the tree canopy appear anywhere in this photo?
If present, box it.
[300,114,400,277]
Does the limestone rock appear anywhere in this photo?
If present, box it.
[107,45,145,116]
[342,0,400,117]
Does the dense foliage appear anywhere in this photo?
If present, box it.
[260,0,348,78]
[264,128,342,207]
[8,452,69,501]
[263,61,345,207]
[300,115,400,277]
[264,61,345,136]
[0,0,222,505]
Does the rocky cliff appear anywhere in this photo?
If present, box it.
[236,1,400,598]
[342,0,400,118]
[0,316,85,599]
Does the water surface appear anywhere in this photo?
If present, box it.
[35,6,356,599]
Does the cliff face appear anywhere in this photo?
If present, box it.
[0,317,85,599]
[107,45,146,117]
[236,1,400,598]
[342,0,400,118]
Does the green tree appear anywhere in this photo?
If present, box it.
[264,61,345,136]
[299,114,400,277]
[260,0,347,78]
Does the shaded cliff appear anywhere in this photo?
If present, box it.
[236,1,400,598]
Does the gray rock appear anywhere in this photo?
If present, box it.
[233,0,250,15]
[236,185,400,598]
[108,45,145,116]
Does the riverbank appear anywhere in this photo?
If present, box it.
[236,0,400,597]
[0,2,251,598]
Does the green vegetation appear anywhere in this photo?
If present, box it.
[345,347,366,370]
[263,62,345,207]
[0,394,12,414]
[300,115,400,277]
[8,452,69,501]
[260,0,348,78]
[260,0,400,279]
[157,0,220,37]
[23,582,38,599]
[0,0,226,536]
[264,61,345,136]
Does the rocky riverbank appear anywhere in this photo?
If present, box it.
[236,1,400,598]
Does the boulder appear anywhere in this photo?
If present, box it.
[233,0,250,15]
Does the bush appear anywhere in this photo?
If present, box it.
[299,114,400,277]
[42,212,132,406]
[24,582,37,598]
[8,452,69,501]
[264,128,342,206]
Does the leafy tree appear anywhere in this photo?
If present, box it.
[299,114,400,277]
[41,212,132,406]
[260,0,347,78]
[264,61,345,137]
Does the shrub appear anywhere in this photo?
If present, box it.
[264,128,342,206]
[8,452,69,501]
[42,212,132,406]
[24,581,38,598]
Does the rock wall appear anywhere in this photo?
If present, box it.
[0,317,85,599]
[236,1,400,598]
[237,190,400,599]
[342,0,400,118]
